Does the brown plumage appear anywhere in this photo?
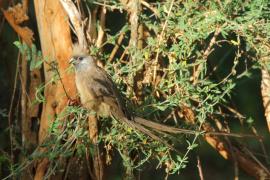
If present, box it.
[70,45,129,119]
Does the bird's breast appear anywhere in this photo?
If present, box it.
[75,74,96,108]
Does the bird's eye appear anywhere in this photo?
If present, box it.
[78,57,83,61]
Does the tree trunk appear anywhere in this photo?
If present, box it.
[33,0,78,179]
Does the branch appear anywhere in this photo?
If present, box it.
[140,0,159,17]
[96,6,106,48]
[88,115,104,180]
[202,123,270,179]
[108,32,126,62]
[2,3,34,45]
[120,0,139,47]
[133,116,269,179]
[192,24,223,84]
[59,0,87,50]
[153,0,174,84]
[261,66,270,132]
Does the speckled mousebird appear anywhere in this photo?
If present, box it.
[69,45,129,119]
[69,44,174,150]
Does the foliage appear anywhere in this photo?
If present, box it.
[13,41,43,70]
[87,0,269,176]
[6,0,270,179]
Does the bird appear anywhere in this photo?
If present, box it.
[69,45,130,120]
[69,46,120,180]
[69,44,177,151]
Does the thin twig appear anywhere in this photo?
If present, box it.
[197,156,204,180]
[250,127,269,164]
[93,1,120,11]
[225,132,239,180]
[222,105,245,120]
[153,0,174,84]
[193,24,226,84]
[140,0,159,17]
[44,61,72,100]
[96,6,106,48]
[85,5,92,43]
[8,51,20,177]
[108,32,126,62]
[120,46,129,62]
[243,147,270,176]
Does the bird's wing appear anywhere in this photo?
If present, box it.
[86,66,128,118]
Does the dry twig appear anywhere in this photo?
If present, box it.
[140,0,159,17]
[152,0,174,84]
[96,6,106,48]
[192,25,223,84]
[197,156,204,180]
[109,32,126,62]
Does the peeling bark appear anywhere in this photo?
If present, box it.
[3,3,41,179]
[33,0,77,178]
[261,67,270,132]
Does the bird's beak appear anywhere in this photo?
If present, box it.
[69,57,75,65]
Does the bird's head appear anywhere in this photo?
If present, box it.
[69,55,95,66]
[69,44,96,71]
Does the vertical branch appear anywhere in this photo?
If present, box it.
[128,0,139,47]
[96,6,106,48]
[8,52,20,180]
[259,40,270,133]
[34,0,76,146]
[137,24,143,49]
[261,66,270,132]
[88,115,104,180]
[120,0,139,47]
[120,0,146,102]
[152,0,174,84]
[20,54,28,146]
[197,156,204,180]
[60,0,87,50]
[87,7,98,43]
